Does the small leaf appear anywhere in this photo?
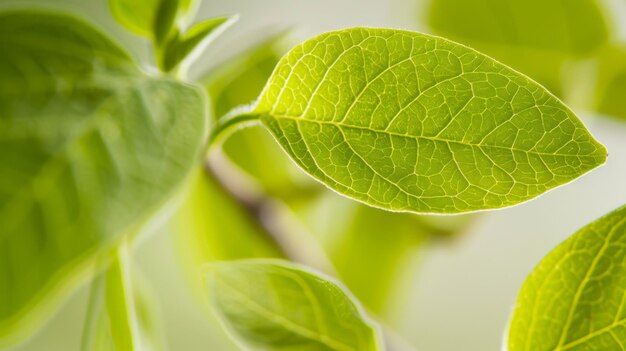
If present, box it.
[154,0,180,45]
[206,259,383,351]
[160,16,237,72]
[254,28,607,214]
[109,0,195,38]
[426,0,610,93]
[171,168,283,303]
[82,246,163,351]
[508,205,626,350]
[0,10,207,343]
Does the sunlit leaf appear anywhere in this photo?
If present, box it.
[426,0,610,93]
[206,259,383,351]
[82,246,164,351]
[109,0,195,39]
[0,11,206,343]
[508,205,626,350]
[254,28,607,214]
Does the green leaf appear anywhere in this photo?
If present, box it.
[109,0,195,38]
[0,10,207,343]
[425,0,610,93]
[206,259,383,351]
[253,28,607,214]
[508,205,626,350]
[159,16,237,73]
[81,245,163,351]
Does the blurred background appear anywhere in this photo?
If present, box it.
[3,0,626,350]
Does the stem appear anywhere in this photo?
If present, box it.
[204,152,336,272]
[208,108,261,148]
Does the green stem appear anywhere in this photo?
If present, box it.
[208,108,261,147]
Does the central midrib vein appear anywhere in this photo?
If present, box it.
[266,114,596,159]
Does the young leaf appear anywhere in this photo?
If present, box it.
[81,246,163,351]
[159,16,237,72]
[109,0,195,39]
[426,0,609,93]
[253,28,607,214]
[206,259,383,351]
[0,11,207,343]
[508,205,626,350]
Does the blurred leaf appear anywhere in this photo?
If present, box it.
[0,10,206,343]
[290,192,472,316]
[206,259,383,351]
[592,45,626,120]
[426,0,610,93]
[172,168,282,264]
[159,16,237,72]
[253,28,607,214]
[82,246,164,351]
[109,0,195,39]
[508,205,626,350]
[204,31,290,118]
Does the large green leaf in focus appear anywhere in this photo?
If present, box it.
[206,259,383,351]
[508,205,626,350]
[254,28,607,214]
[0,11,206,342]
[426,0,610,93]
[82,246,163,351]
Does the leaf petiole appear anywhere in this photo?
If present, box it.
[208,106,261,148]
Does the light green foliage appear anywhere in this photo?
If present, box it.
[426,0,609,93]
[82,246,163,351]
[0,11,206,342]
[508,205,626,351]
[109,0,195,39]
[159,16,236,73]
[205,34,471,317]
[255,28,607,214]
[206,260,383,351]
